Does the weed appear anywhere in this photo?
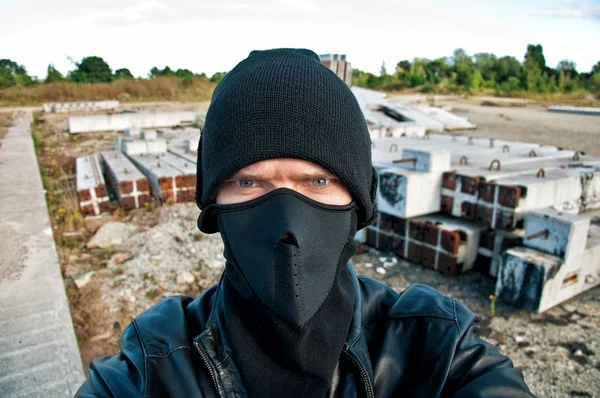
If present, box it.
[481,100,499,107]
[0,112,13,139]
[112,267,124,276]
[145,288,161,300]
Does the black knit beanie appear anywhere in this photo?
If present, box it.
[195,48,377,231]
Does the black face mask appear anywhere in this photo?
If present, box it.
[198,188,359,397]
[199,188,357,326]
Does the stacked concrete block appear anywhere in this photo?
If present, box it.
[357,211,485,275]
[43,100,119,113]
[100,151,151,210]
[477,229,524,277]
[122,139,168,156]
[76,155,110,216]
[68,111,196,134]
[126,152,196,203]
[141,130,158,141]
[496,209,600,313]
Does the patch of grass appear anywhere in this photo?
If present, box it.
[112,267,124,275]
[481,100,499,107]
[0,112,14,139]
[145,288,161,300]
[0,77,215,106]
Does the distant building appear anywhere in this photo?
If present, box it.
[319,54,352,86]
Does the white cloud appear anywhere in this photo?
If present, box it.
[530,0,600,20]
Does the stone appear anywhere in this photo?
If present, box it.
[85,215,115,233]
[107,252,132,268]
[87,222,137,249]
[176,270,195,285]
[376,267,386,275]
[74,271,95,289]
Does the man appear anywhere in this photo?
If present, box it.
[77,49,533,397]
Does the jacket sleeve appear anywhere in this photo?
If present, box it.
[445,300,536,398]
[75,322,146,397]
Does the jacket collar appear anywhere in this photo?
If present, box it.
[193,263,373,396]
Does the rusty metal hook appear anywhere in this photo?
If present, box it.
[489,138,495,148]
[389,143,398,153]
[573,151,581,161]
[502,145,510,153]
[488,159,501,171]
[528,150,537,158]
[536,169,545,178]
[459,156,468,166]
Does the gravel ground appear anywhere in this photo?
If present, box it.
[39,98,599,396]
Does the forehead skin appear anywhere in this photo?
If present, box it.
[215,158,352,205]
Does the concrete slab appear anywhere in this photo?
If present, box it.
[0,112,85,397]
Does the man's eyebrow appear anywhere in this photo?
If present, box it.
[227,171,337,180]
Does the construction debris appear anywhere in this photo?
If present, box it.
[76,155,110,216]
[359,118,600,312]
[100,151,151,210]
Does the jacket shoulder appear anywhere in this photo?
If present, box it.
[357,276,466,324]
[131,284,219,356]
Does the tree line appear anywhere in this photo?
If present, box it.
[352,44,600,95]
[0,56,228,88]
[2,44,600,97]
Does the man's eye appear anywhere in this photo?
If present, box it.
[312,178,328,187]
[237,180,255,188]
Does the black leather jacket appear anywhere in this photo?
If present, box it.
[77,266,534,397]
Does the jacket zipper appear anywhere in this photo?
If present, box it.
[344,348,374,398]
[194,340,221,397]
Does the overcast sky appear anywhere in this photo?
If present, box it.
[1,0,599,79]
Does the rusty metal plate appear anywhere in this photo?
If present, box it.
[495,209,517,230]
[162,190,174,203]
[138,195,151,207]
[440,196,454,214]
[440,230,461,255]
[475,205,494,227]
[442,172,457,190]
[378,232,394,252]
[176,189,195,203]
[78,189,91,202]
[98,201,110,213]
[479,182,496,203]
[81,205,96,216]
[438,253,462,275]
[95,185,107,198]
[460,176,480,195]
[420,246,437,269]
[136,179,150,193]
[160,177,173,191]
[407,242,422,263]
[394,218,408,238]
[176,174,196,188]
[461,202,477,221]
[122,197,136,210]
[379,213,394,232]
[422,223,439,245]
[366,228,377,247]
[479,230,495,251]
[393,236,406,257]
[498,185,522,209]
[120,180,133,194]
[408,221,424,240]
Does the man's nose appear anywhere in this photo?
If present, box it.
[277,231,299,247]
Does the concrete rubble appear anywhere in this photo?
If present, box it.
[76,155,110,216]
[358,125,600,313]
